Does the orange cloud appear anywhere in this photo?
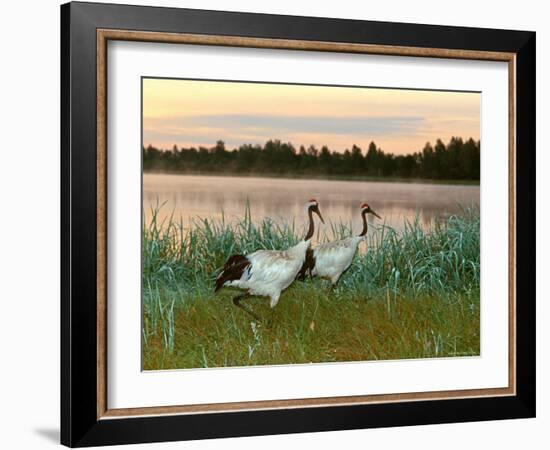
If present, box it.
[143,78,479,155]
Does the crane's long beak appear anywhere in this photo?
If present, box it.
[371,210,381,220]
[315,208,325,224]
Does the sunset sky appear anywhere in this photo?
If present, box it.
[142,78,480,155]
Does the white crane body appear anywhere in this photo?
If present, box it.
[223,240,310,308]
[310,236,364,285]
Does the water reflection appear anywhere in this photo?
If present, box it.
[143,174,479,234]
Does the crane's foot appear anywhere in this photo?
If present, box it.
[331,277,343,291]
[233,295,261,322]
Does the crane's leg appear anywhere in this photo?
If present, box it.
[265,294,280,328]
[329,274,341,293]
[233,294,260,321]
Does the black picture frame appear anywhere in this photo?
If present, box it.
[61,1,536,447]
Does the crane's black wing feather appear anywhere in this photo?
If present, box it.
[296,247,316,281]
[215,254,251,292]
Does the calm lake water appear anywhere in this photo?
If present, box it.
[143,174,479,234]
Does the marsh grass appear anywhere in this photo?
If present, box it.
[142,203,480,369]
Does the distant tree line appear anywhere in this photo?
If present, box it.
[143,137,480,181]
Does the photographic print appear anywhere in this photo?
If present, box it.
[141,78,481,370]
[62,6,535,444]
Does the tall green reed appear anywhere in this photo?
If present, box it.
[143,203,479,299]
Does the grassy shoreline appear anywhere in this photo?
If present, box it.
[143,169,480,186]
[143,290,479,370]
[142,205,480,369]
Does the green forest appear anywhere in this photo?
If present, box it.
[143,137,480,181]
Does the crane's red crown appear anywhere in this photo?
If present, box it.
[360,203,370,209]
[308,198,318,204]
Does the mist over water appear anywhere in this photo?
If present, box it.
[143,174,480,234]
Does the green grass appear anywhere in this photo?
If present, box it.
[142,203,480,370]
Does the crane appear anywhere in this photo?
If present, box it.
[297,202,380,287]
[215,199,324,320]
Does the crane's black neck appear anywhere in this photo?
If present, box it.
[358,210,368,237]
[304,207,315,241]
